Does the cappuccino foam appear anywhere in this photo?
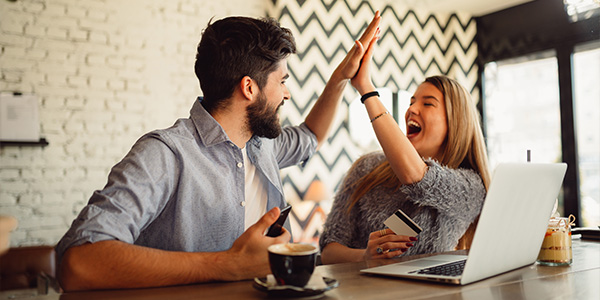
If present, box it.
[268,243,317,256]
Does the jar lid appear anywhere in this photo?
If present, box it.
[549,214,576,228]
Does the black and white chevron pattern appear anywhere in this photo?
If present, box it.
[267,1,478,237]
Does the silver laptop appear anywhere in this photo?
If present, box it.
[361,163,567,285]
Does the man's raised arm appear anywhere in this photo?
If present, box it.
[304,12,381,147]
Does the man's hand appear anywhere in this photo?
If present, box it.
[350,26,379,96]
[223,207,291,280]
[304,11,382,146]
[334,11,381,82]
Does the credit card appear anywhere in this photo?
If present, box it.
[384,209,422,236]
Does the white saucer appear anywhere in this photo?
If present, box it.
[252,275,339,298]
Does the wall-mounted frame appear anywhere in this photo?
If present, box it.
[0,92,47,147]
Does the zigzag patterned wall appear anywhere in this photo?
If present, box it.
[266,0,478,243]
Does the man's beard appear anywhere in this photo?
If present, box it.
[246,92,283,139]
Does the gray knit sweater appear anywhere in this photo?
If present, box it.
[319,152,486,256]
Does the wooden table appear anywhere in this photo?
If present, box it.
[3,239,598,300]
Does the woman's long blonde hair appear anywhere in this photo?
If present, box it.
[348,75,491,250]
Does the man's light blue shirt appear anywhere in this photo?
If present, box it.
[56,98,317,261]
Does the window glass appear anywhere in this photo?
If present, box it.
[484,53,562,165]
[484,52,564,213]
[573,43,600,227]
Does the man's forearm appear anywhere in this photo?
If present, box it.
[58,240,235,291]
[304,72,348,146]
[58,205,285,292]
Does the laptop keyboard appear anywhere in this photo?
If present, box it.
[409,260,466,276]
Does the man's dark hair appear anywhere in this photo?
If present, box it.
[194,16,296,113]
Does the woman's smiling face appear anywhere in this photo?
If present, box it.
[404,82,448,160]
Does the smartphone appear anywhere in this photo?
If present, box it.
[266,206,291,237]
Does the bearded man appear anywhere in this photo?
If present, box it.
[56,14,381,291]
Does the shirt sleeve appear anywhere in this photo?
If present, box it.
[399,160,486,222]
[55,133,178,262]
[273,122,318,168]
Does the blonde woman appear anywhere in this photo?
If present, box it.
[319,33,490,264]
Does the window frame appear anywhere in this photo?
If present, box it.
[475,0,600,226]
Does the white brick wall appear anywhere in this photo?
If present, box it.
[0,0,267,247]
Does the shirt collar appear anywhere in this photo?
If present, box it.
[190,97,230,147]
[190,97,263,150]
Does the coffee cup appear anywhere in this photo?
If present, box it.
[267,243,318,287]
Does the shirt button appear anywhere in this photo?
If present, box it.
[237,162,243,168]
[241,201,246,207]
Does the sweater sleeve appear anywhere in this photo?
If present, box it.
[319,153,383,250]
[399,160,486,223]
[318,183,354,250]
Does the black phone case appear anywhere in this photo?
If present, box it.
[266,206,291,237]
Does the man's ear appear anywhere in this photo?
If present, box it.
[240,76,257,101]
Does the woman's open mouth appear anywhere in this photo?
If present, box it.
[406,120,422,137]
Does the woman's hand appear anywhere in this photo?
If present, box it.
[350,26,378,96]
[333,11,381,82]
[363,228,417,260]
